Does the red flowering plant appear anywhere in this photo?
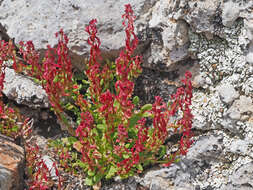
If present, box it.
[0,41,62,190]
[69,4,193,184]
[0,40,23,137]
[2,3,193,187]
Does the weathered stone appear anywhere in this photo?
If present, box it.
[3,67,49,108]
[222,1,241,27]
[0,0,154,72]
[216,83,239,104]
[230,162,253,186]
[187,134,224,161]
[228,139,249,155]
[101,177,137,190]
[0,134,24,190]
[226,95,253,120]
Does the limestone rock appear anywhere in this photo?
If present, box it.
[216,83,239,104]
[226,95,253,120]
[0,0,154,72]
[0,134,24,190]
[230,162,253,186]
[3,67,49,108]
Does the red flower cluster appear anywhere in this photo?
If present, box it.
[0,43,62,189]
[18,30,76,136]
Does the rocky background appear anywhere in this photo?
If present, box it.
[0,0,253,189]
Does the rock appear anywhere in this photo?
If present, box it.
[101,177,137,190]
[191,91,224,130]
[216,83,239,104]
[0,134,24,190]
[242,75,253,96]
[221,184,253,190]
[230,162,253,186]
[0,0,154,72]
[145,1,190,70]
[134,68,177,104]
[222,1,241,27]
[228,139,249,155]
[192,73,206,88]
[187,134,224,161]
[226,95,253,120]
[0,23,11,42]
[3,67,49,108]
[139,164,196,190]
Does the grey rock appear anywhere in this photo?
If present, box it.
[220,118,238,132]
[136,159,199,190]
[191,91,224,130]
[228,139,249,155]
[101,177,137,190]
[0,23,11,42]
[134,68,177,104]
[139,167,183,190]
[0,166,12,190]
[187,134,224,161]
[0,0,154,72]
[246,42,253,64]
[192,73,206,88]
[221,184,253,190]
[226,96,253,120]
[242,76,253,96]
[3,67,49,108]
[169,0,222,34]
[216,83,239,104]
[222,1,241,27]
[230,162,253,186]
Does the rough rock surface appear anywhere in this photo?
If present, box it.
[3,67,49,108]
[0,0,253,190]
[0,134,24,190]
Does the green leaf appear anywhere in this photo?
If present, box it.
[133,96,139,105]
[142,112,151,117]
[175,158,181,163]
[88,170,95,177]
[97,124,106,131]
[141,104,152,112]
[125,143,131,149]
[123,154,130,159]
[129,113,142,128]
[105,165,117,179]
[100,79,104,86]
[53,75,59,83]
[92,128,99,136]
[60,113,69,125]
[33,78,41,84]
[68,137,78,144]
[136,164,143,171]
[93,173,103,183]
[82,80,90,85]
[77,160,87,169]
[66,103,74,110]
[158,145,167,159]
[113,100,120,109]
[85,177,94,186]
[28,166,33,176]
[61,137,78,146]
[11,125,19,132]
